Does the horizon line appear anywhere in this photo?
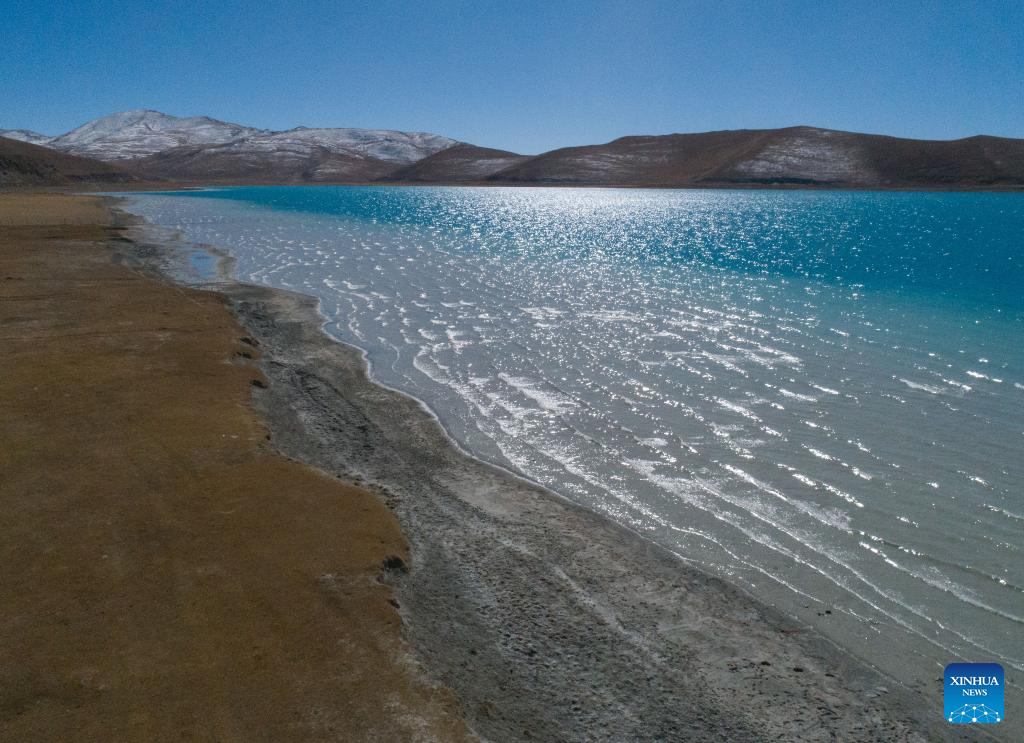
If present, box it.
[4,108,1022,157]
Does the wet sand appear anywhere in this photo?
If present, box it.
[118,201,1007,742]
[0,194,471,741]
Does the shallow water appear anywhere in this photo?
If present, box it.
[122,186,1024,691]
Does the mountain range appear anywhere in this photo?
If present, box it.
[3,109,1023,189]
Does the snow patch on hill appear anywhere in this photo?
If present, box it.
[731,128,876,183]
[0,129,54,146]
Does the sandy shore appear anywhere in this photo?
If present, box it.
[0,193,471,741]
[115,198,1008,742]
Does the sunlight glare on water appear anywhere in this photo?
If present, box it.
[124,186,1024,690]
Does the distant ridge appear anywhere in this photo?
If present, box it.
[3,111,1023,189]
[489,127,1024,189]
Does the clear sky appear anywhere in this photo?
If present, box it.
[2,0,1022,154]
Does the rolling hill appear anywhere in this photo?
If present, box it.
[0,136,134,186]
[488,127,1024,188]
[386,144,530,182]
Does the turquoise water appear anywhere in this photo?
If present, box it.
[166,186,1024,311]
[123,186,1024,696]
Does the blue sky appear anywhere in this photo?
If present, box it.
[2,0,1022,153]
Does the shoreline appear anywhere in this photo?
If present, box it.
[114,197,1004,741]
[84,179,1024,193]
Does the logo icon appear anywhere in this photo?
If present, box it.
[945,663,1003,723]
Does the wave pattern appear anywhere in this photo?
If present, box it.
[125,186,1024,686]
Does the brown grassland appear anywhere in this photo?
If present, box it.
[0,193,470,742]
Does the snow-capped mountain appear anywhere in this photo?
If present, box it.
[6,110,460,165]
[45,110,265,160]
[0,129,54,146]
